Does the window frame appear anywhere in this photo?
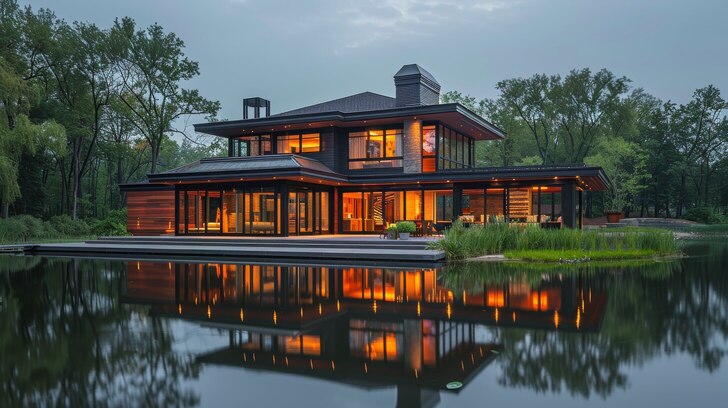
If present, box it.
[348,127,404,170]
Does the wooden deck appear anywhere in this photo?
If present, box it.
[21,236,445,262]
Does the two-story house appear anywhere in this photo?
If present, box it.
[121,64,609,236]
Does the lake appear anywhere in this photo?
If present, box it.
[1,239,726,407]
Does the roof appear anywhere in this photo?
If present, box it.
[394,64,439,84]
[121,157,609,192]
[275,92,395,116]
[195,103,506,140]
[146,154,345,183]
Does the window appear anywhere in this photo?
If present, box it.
[422,125,436,173]
[437,125,473,170]
[277,133,320,154]
[232,135,271,157]
[348,128,403,170]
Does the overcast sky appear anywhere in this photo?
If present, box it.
[24,0,728,121]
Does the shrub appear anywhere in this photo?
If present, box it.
[396,221,417,234]
[50,215,91,236]
[91,209,129,236]
[684,207,727,224]
[0,217,30,242]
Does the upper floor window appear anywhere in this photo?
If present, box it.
[349,129,402,170]
[232,135,271,157]
[422,125,436,173]
[438,125,473,170]
[277,133,320,153]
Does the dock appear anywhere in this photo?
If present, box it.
[20,236,445,262]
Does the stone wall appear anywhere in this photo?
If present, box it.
[403,119,422,174]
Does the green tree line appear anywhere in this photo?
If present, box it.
[443,69,728,222]
[1,1,726,224]
[0,0,222,221]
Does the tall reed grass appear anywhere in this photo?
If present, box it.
[427,221,679,260]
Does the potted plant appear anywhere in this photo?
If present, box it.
[386,224,398,240]
[396,221,416,240]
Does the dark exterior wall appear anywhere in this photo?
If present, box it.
[299,129,336,170]
[127,190,175,236]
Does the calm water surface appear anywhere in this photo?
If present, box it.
[1,240,727,407]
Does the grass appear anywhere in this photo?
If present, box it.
[0,236,96,246]
[503,249,660,262]
[427,221,680,261]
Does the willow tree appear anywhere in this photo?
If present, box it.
[112,18,219,174]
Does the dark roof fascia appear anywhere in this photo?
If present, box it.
[119,182,174,192]
[147,168,347,183]
[347,165,610,187]
[194,103,506,139]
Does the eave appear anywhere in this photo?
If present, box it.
[194,103,506,141]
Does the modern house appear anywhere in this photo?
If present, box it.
[121,64,609,236]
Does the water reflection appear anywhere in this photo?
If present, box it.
[2,240,728,407]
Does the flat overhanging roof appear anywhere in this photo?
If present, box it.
[194,103,506,141]
[120,156,609,191]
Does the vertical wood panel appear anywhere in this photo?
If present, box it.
[127,190,176,236]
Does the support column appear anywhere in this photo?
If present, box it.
[403,119,422,174]
[280,182,289,237]
[561,181,577,228]
[453,185,462,221]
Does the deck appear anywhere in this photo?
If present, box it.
[17,235,445,263]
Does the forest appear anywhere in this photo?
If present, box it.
[1,0,726,234]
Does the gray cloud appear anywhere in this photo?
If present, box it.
[23,0,728,124]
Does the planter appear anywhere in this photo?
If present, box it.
[399,232,410,240]
[606,211,624,223]
[387,230,398,240]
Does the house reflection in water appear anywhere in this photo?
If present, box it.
[124,261,607,407]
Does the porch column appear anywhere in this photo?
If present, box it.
[403,119,422,174]
[561,181,577,228]
[453,185,463,221]
[280,182,289,236]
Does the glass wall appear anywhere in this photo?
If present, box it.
[458,186,563,225]
[232,135,272,157]
[342,189,454,234]
[348,128,403,170]
[287,190,330,235]
[178,187,280,235]
[437,124,473,170]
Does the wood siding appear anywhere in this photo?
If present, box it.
[127,190,175,236]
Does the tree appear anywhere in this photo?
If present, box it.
[497,69,630,164]
[112,18,219,174]
[671,86,728,216]
[585,137,648,214]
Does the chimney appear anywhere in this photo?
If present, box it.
[243,97,270,119]
[393,64,441,107]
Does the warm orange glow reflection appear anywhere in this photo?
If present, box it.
[366,333,398,361]
[554,310,560,328]
[487,290,505,307]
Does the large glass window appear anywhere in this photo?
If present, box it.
[232,135,271,157]
[277,133,320,154]
[348,128,403,170]
[437,125,473,170]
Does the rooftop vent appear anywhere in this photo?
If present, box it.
[243,97,270,119]
[393,64,441,107]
